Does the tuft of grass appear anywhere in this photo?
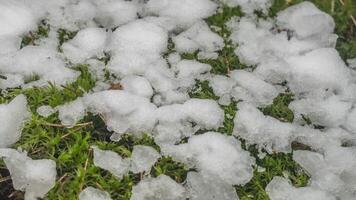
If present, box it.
[21,20,50,48]
[261,93,295,123]
[58,29,77,46]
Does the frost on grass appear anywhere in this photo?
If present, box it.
[0,95,29,148]
[0,148,56,200]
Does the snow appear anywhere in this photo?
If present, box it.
[220,0,272,14]
[155,98,224,130]
[143,0,217,28]
[0,0,37,37]
[230,70,279,106]
[174,60,212,88]
[0,46,79,89]
[186,172,238,200]
[79,187,112,200]
[233,102,294,153]
[173,21,224,58]
[0,95,29,148]
[292,149,356,198]
[289,95,352,127]
[276,2,335,39]
[121,75,154,98]
[285,48,352,97]
[1,0,356,199]
[163,132,255,185]
[62,27,108,64]
[131,174,186,200]
[93,146,130,178]
[344,107,356,134]
[0,36,21,54]
[36,105,56,118]
[266,176,336,200]
[129,145,160,174]
[0,148,56,200]
[94,0,140,28]
[57,98,86,127]
[107,19,168,77]
[93,145,160,176]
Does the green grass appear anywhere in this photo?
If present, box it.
[0,0,355,199]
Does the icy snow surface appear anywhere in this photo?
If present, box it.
[0,0,356,199]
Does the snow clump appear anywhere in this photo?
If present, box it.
[0,148,57,200]
[0,95,29,148]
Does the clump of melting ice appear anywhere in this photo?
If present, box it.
[131,174,186,200]
[186,172,239,200]
[93,145,160,177]
[163,132,255,185]
[0,95,29,148]
[79,187,112,200]
[266,176,336,200]
[0,148,57,200]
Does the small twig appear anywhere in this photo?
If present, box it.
[58,173,68,183]
[337,0,356,27]
[60,85,78,94]
[351,15,356,27]
[59,173,69,191]
[79,149,92,191]
[0,176,10,183]
[60,133,72,139]
[43,121,93,128]
[95,182,104,190]
[30,148,43,155]
[331,0,335,14]
[8,191,20,198]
